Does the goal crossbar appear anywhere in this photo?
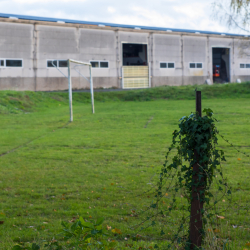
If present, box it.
[68,59,91,66]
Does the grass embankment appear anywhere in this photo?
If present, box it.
[0,84,250,249]
[1,82,250,114]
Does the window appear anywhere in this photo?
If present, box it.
[6,59,22,67]
[90,61,99,68]
[90,61,109,68]
[160,62,175,68]
[0,59,23,68]
[47,60,67,68]
[189,63,203,69]
[240,63,250,68]
[168,63,175,68]
[59,60,68,68]
[100,61,109,68]
[160,63,167,68]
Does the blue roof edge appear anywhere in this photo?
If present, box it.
[0,12,247,37]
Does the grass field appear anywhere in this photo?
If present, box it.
[0,84,250,249]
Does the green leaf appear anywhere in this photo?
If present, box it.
[12,246,23,250]
[95,218,104,226]
[82,221,95,229]
[61,221,68,228]
[91,229,99,235]
[31,244,40,250]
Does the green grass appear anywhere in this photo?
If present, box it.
[1,82,250,115]
[0,85,250,249]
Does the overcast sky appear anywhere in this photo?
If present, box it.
[0,0,244,34]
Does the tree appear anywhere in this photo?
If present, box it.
[213,0,250,33]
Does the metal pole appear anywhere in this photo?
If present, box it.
[89,65,95,114]
[189,91,203,249]
[68,59,73,122]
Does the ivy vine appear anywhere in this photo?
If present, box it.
[139,109,234,249]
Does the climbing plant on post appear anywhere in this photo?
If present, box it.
[145,90,232,249]
[189,91,204,249]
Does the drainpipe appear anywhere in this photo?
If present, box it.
[181,34,184,85]
[33,23,38,91]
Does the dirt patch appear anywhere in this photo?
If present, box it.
[50,96,65,102]
[8,96,21,101]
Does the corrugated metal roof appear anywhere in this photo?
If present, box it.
[0,12,248,37]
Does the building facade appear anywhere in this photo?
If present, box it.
[0,13,250,91]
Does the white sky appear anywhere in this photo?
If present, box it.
[0,0,243,34]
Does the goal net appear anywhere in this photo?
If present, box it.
[51,59,94,122]
[67,59,94,122]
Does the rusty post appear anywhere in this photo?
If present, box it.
[189,91,204,249]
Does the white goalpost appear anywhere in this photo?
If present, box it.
[51,59,94,122]
[67,59,94,122]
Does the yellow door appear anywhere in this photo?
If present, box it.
[122,66,149,88]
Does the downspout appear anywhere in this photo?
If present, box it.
[115,30,120,88]
[33,23,38,91]
[150,32,153,87]
[207,36,212,84]
[232,38,235,83]
[181,34,184,85]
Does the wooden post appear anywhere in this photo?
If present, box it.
[196,91,202,117]
[189,91,204,249]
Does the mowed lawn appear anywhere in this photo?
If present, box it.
[0,97,250,249]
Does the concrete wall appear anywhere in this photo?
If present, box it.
[0,19,250,91]
[0,22,35,90]
[36,26,118,91]
[153,34,182,86]
[232,38,250,82]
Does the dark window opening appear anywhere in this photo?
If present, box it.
[189,63,202,68]
[47,60,57,67]
[240,64,245,68]
[160,62,175,68]
[168,63,175,68]
[100,61,109,68]
[212,48,230,83]
[160,63,167,68]
[90,61,99,68]
[246,64,250,68]
[0,60,4,67]
[123,43,148,66]
[6,59,22,67]
[59,60,68,68]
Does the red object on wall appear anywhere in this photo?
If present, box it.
[213,65,220,77]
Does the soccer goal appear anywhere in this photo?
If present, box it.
[51,59,94,122]
[67,59,94,122]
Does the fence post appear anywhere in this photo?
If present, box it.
[189,91,204,249]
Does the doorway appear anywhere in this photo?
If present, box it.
[212,48,230,83]
[122,43,148,66]
[122,43,149,88]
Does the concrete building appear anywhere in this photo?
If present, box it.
[0,13,250,91]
